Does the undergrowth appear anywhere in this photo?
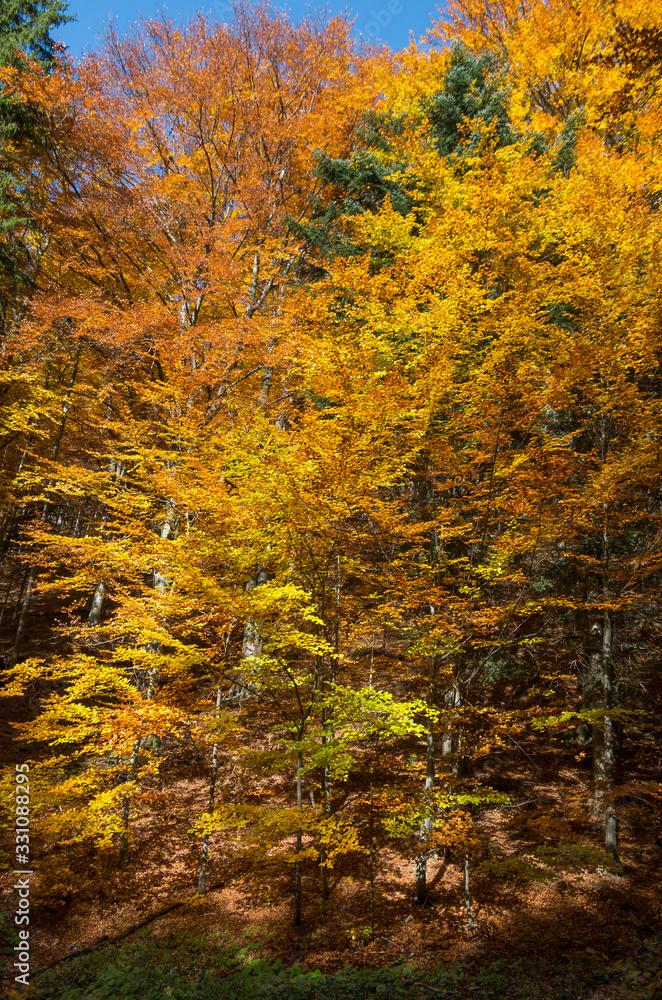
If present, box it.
[20,929,625,1000]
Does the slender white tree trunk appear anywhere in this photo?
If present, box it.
[294,746,303,926]
[142,499,175,693]
[226,565,268,700]
[198,685,223,894]
[241,565,268,660]
[118,739,140,868]
[88,581,106,626]
[586,531,621,867]
[464,853,476,933]
[415,658,437,904]
[602,603,620,866]
[369,773,375,939]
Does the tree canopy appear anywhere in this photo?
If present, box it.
[0,0,660,990]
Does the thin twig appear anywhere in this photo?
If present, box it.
[507,734,539,770]
[375,936,407,953]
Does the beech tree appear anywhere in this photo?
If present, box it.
[314,7,662,871]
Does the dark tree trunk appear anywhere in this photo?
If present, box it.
[7,567,35,667]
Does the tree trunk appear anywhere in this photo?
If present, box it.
[88,582,106,626]
[11,565,29,623]
[142,500,175,692]
[442,674,465,779]
[294,746,303,926]
[586,547,622,868]
[198,685,222,894]
[319,693,331,901]
[152,501,174,596]
[241,564,268,660]
[50,347,81,463]
[226,565,268,701]
[602,603,620,867]
[119,601,160,869]
[0,567,16,627]
[319,767,331,900]
[7,567,35,667]
[320,582,340,901]
[587,597,604,815]
[118,739,140,868]
[369,774,375,939]
[415,657,437,905]
[464,853,476,932]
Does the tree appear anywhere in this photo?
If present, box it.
[0,0,390,886]
[308,19,662,868]
[0,0,71,67]
[2,0,661,951]
[0,0,74,332]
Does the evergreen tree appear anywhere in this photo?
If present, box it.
[425,42,515,158]
[0,0,72,67]
[0,0,74,333]
[287,113,413,273]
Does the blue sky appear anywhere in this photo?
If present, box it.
[57,1,443,59]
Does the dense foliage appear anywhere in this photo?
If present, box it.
[0,0,660,990]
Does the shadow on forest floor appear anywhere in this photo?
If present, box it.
[19,924,662,1000]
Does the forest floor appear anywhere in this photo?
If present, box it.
[1,618,661,998]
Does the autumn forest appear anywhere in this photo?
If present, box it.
[1,0,661,997]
